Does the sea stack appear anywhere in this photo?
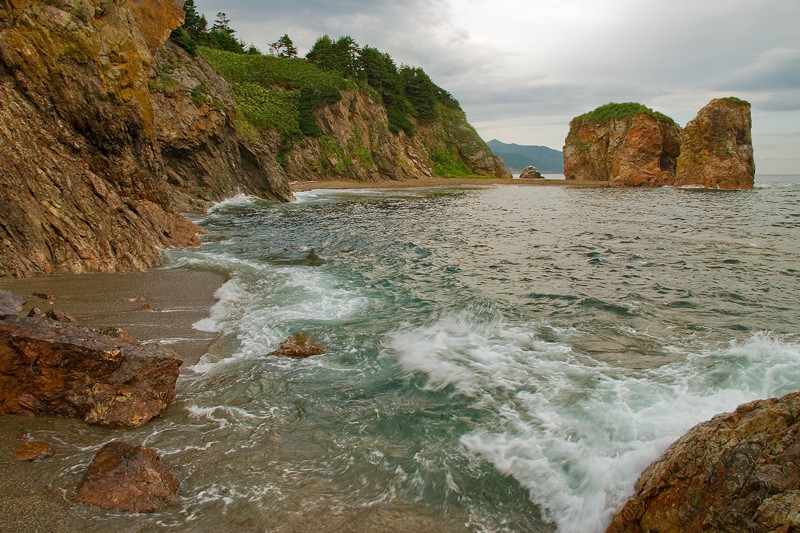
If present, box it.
[675,97,755,189]
[563,103,681,186]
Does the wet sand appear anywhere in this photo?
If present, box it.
[0,267,225,365]
[290,176,612,192]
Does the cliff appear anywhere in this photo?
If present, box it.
[607,390,800,532]
[0,0,199,277]
[675,97,755,189]
[196,47,508,185]
[564,99,754,189]
[151,41,293,212]
[563,103,681,186]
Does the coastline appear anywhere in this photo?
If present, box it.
[0,267,225,365]
[290,176,611,192]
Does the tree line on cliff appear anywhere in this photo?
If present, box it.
[169,1,459,138]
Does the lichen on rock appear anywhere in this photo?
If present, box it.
[675,97,755,189]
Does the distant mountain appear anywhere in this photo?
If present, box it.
[487,139,564,173]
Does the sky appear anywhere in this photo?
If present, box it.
[194,0,800,174]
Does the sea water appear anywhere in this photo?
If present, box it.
[55,177,800,531]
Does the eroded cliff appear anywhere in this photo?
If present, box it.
[563,103,681,186]
[0,0,199,277]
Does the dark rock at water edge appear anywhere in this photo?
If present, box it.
[76,441,180,513]
[607,390,800,532]
[519,166,545,179]
[0,290,25,318]
[270,333,325,358]
[0,290,181,428]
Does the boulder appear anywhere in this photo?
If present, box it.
[0,303,181,428]
[675,97,755,189]
[270,333,325,358]
[563,103,681,186]
[13,440,54,462]
[0,289,24,318]
[606,390,800,532]
[519,166,544,179]
[76,441,179,513]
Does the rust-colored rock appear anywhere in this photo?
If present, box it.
[13,440,54,461]
[76,441,179,513]
[675,97,755,189]
[0,0,199,277]
[0,305,181,428]
[563,104,681,186]
[606,390,800,533]
[270,333,325,358]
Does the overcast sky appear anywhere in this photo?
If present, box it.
[194,0,800,173]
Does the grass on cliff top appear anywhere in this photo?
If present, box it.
[573,102,676,125]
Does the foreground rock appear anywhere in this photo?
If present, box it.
[270,333,325,358]
[563,103,681,186]
[0,289,24,318]
[0,0,200,277]
[76,441,179,513]
[519,166,545,179]
[0,297,181,428]
[675,97,755,189]
[606,390,800,532]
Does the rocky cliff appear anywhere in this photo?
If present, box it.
[151,41,293,212]
[607,390,800,532]
[563,103,681,186]
[0,0,199,277]
[675,97,755,189]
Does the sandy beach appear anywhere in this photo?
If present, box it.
[289,176,611,192]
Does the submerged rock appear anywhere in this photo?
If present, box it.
[519,166,545,179]
[0,291,181,428]
[675,97,755,189]
[270,333,325,358]
[76,441,179,513]
[606,390,800,532]
[563,103,681,186]
[13,440,54,462]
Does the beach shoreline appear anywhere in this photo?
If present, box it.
[289,176,610,192]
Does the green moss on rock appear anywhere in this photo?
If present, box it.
[573,102,675,126]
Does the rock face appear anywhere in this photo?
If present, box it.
[563,104,681,186]
[13,440,54,462]
[606,391,800,532]
[0,289,24,318]
[151,41,293,212]
[76,441,180,513]
[0,0,200,277]
[0,295,181,428]
[675,97,755,189]
[519,166,544,179]
[283,89,509,183]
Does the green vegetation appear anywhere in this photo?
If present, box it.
[573,102,676,125]
[169,5,487,177]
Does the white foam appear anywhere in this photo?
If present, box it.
[386,315,800,532]
[207,192,260,212]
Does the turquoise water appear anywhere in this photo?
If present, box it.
[66,177,800,531]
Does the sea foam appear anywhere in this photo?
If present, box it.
[386,312,800,532]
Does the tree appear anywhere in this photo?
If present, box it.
[212,12,233,34]
[269,34,298,58]
[306,35,359,77]
[400,66,438,122]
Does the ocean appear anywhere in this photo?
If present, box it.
[27,176,800,531]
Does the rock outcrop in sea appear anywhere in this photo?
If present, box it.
[519,166,545,179]
[563,99,754,189]
[0,290,181,428]
[563,103,681,186]
[675,97,755,189]
[607,390,800,532]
